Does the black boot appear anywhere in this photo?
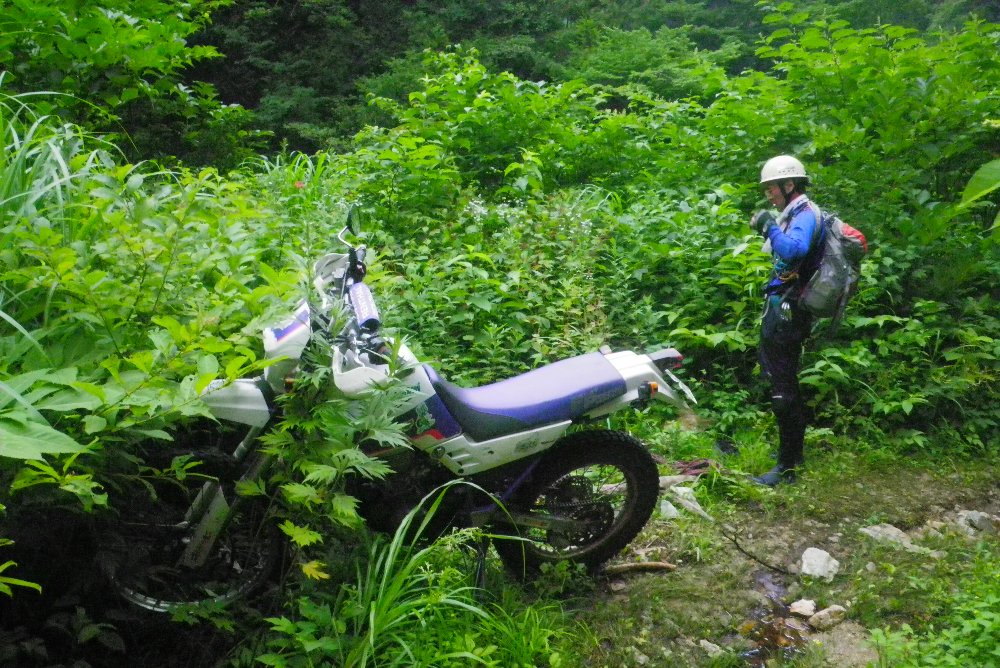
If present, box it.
[755,392,805,486]
[752,463,797,487]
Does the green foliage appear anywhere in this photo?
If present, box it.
[186,0,421,152]
[870,543,1000,667]
[260,490,487,667]
[0,0,253,164]
[364,48,624,196]
[0,538,41,598]
[257,325,408,541]
[4,3,1000,665]
[0,92,304,513]
[0,0,224,108]
[333,26,1000,451]
[559,25,734,101]
[259,486,571,668]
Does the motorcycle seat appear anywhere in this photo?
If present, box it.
[423,352,627,441]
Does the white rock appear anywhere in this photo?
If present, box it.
[659,499,680,519]
[658,475,698,490]
[789,599,817,617]
[859,523,912,546]
[800,547,840,581]
[809,605,847,631]
[699,640,724,657]
[860,523,935,554]
[668,485,714,522]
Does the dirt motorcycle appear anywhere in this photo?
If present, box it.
[101,209,696,612]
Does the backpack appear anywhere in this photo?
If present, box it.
[798,212,868,323]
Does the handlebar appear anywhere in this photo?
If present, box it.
[349,282,381,333]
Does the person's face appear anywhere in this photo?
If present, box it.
[762,181,787,208]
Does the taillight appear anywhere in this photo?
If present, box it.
[649,347,684,371]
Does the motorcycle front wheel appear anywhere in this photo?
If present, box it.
[493,429,659,577]
[100,457,282,613]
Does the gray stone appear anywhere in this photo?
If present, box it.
[699,640,724,658]
[859,523,930,554]
[958,510,997,534]
[659,499,680,519]
[668,485,714,522]
[811,620,879,668]
[859,523,912,546]
[809,605,848,631]
[800,547,840,581]
[789,599,817,617]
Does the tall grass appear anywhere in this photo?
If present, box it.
[261,484,491,667]
[0,82,114,247]
[260,482,577,667]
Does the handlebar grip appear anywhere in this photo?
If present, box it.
[349,282,381,333]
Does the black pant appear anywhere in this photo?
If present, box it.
[759,294,812,469]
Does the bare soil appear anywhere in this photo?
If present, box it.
[574,453,1000,667]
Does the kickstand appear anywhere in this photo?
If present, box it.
[473,535,490,600]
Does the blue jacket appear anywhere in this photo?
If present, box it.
[763,194,823,295]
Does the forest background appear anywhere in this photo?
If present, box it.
[1,0,999,666]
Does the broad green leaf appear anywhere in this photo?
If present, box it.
[133,429,172,441]
[961,159,1000,206]
[468,295,493,312]
[82,415,107,434]
[281,482,322,506]
[330,492,359,519]
[33,389,103,412]
[194,372,219,395]
[0,417,86,459]
[0,380,48,422]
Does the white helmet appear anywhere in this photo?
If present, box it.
[760,155,809,184]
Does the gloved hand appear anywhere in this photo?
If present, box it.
[751,210,777,237]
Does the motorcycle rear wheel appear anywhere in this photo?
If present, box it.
[493,429,659,577]
[100,462,282,613]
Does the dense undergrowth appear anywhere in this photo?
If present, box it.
[1,4,999,667]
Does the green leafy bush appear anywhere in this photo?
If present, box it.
[872,543,1000,667]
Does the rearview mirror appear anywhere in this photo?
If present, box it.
[346,205,362,235]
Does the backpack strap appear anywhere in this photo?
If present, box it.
[806,202,825,252]
[780,202,826,297]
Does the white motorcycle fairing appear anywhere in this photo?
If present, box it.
[201,378,274,428]
[202,245,697,478]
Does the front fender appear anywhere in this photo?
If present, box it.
[201,378,275,427]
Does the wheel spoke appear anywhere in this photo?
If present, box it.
[493,430,659,576]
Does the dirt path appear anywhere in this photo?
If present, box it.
[576,455,1000,667]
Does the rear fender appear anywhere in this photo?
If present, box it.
[583,350,694,418]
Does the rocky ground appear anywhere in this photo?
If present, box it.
[575,453,1000,667]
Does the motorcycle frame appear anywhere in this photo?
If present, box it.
[189,243,695,566]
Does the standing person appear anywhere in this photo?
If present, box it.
[749,155,823,486]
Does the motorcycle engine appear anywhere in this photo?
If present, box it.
[352,447,452,534]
